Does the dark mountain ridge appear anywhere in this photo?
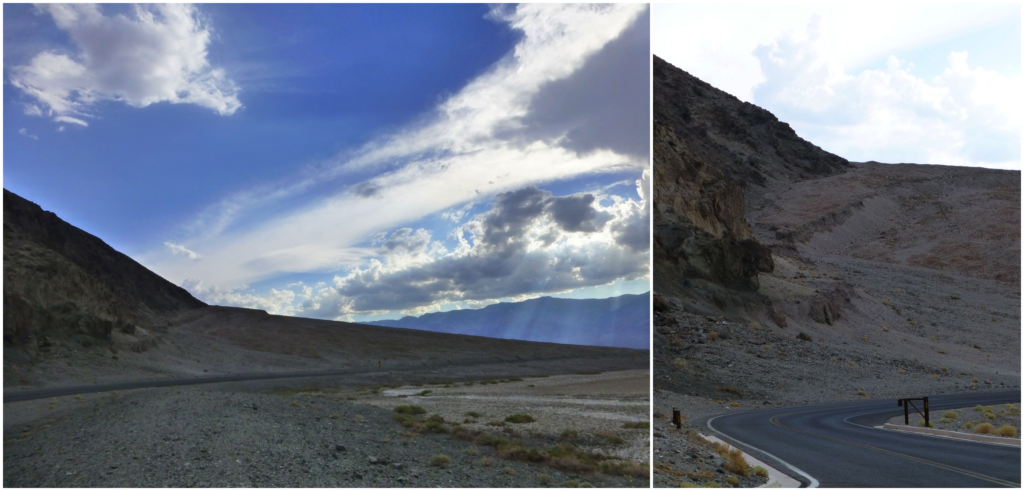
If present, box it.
[366,293,650,350]
[4,188,205,348]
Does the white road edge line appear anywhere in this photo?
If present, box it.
[707,415,820,489]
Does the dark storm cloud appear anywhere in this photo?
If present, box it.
[508,7,650,159]
[325,185,648,313]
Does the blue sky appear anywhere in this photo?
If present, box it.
[4,4,651,322]
[653,3,1021,170]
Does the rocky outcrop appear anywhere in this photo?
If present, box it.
[3,189,205,348]
[807,287,851,326]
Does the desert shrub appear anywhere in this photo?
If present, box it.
[596,432,625,444]
[938,418,952,424]
[622,421,650,429]
[463,447,480,456]
[971,378,979,384]
[562,480,580,488]
[748,322,761,330]
[394,405,427,415]
[600,461,647,478]
[560,429,579,439]
[487,420,506,427]
[451,426,477,442]
[856,391,868,397]
[703,482,722,488]
[351,415,365,423]
[497,444,547,463]
[987,413,996,419]
[718,386,742,396]
[723,448,750,476]
[479,457,495,467]
[503,466,517,475]
[579,482,595,488]
[551,456,596,474]
[1006,404,1021,415]
[929,375,940,380]
[690,469,714,480]
[897,369,906,374]
[974,423,995,434]
[465,411,482,418]
[473,432,509,448]
[505,414,535,424]
[937,350,946,354]
[753,466,768,478]
[427,414,445,423]
[729,401,741,407]
[537,473,553,485]
[708,332,719,341]
[680,484,701,488]
[917,420,934,428]
[725,476,739,486]
[419,390,433,396]
[672,357,689,370]
[940,367,949,374]
[429,454,451,468]
[964,422,975,429]
[846,361,858,368]
[943,411,958,419]
[909,320,917,326]
[997,425,1017,438]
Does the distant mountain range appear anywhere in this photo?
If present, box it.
[366,293,650,350]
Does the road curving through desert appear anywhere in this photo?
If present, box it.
[706,390,1021,488]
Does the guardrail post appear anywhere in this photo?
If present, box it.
[673,408,681,429]
[924,397,929,428]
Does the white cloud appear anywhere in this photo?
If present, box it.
[9,4,240,125]
[752,18,1021,169]
[142,4,648,293]
[54,115,88,127]
[184,182,650,320]
[164,241,204,261]
[18,128,38,140]
[182,279,297,316]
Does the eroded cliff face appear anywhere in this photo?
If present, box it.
[3,189,205,349]
[652,55,850,313]
[654,123,773,293]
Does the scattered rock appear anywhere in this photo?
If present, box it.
[796,332,813,342]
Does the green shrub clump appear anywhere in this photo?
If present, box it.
[505,414,536,424]
[394,405,427,415]
[429,454,451,468]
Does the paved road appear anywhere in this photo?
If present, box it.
[3,353,646,404]
[707,391,1021,487]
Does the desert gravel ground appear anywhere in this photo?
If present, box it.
[4,370,650,488]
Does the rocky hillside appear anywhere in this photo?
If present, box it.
[367,293,650,350]
[652,54,1020,415]
[653,55,849,313]
[3,189,205,350]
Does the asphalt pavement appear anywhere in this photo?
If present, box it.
[706,391,1021,488]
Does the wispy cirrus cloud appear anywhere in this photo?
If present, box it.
[143,4,650,313]
[9,4,240,126]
